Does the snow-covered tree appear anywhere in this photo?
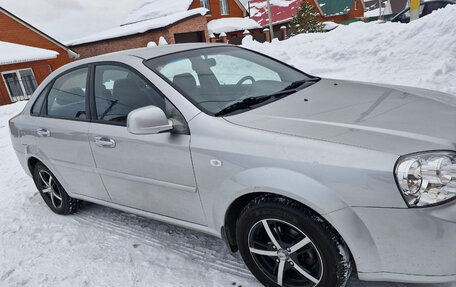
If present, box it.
[289,1,324,36]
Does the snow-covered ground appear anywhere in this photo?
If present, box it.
[242,5,456,96]
[2,6,456,287]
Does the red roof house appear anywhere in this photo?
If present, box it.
[249,0,365,26]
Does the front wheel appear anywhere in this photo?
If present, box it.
[236,196,351,287]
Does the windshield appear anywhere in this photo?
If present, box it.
[145,46,315,116]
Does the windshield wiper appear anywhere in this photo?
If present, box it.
[215,78,320,117]
[282,77,320,91]
[215,90,296,117]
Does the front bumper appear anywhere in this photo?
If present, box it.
[326,201,456,283]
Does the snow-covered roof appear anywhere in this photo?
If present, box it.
[249,0,301,26]
[0,41,59,65]
[0,7,78,59]
[322,21,339,31]
[66,8,207,46]
[318,0,354,16]
[208,17,261,34]
[239,0,249,8]
[122,0,194,25]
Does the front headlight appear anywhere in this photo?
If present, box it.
[395,151,456,207]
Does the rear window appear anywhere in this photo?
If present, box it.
[46,68,88,120]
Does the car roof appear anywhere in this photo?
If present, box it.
[42,43,238,83]
[127,43,231,59]
[71,43,231,66]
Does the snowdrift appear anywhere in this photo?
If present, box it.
[243,5,456,95]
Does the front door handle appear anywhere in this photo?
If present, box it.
[94,136,116,148]
[36,128,50,137]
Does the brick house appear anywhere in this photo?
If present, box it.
[189,0,248,21]
[0,7,78,105]
[68,0,215,59]
[67,0,251,59]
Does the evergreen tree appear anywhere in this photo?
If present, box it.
[289,1,325,36]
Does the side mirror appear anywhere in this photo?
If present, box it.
[127,105,173,135]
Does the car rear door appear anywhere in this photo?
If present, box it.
[31,66,111,201]
[87,63,206,225]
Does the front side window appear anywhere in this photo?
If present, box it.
[200,0,211,14]
[1,68,38,102]
[46,67,88,120]
[220,0,229,15]
[93,65,166,124]
[146,46,313,116]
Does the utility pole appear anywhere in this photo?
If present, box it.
[410,0,420,21]
[266,0,274,40]
[378,0,383,20]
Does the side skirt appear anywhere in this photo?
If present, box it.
[71,193,220,238]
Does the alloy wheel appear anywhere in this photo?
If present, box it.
[38,170,63,209]
[248,219,324,287]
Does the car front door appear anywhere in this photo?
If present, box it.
[87,63,206,225]
[31,66,111,201]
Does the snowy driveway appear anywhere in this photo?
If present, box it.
[2,104,455,287]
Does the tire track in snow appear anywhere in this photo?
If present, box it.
[72,208,255,279]
[70,206,454,287]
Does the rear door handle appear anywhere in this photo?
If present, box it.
[94,136,116,148]
[36,128,50,137]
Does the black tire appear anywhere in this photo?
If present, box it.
[32,162,80,215]
[236,195,351,287]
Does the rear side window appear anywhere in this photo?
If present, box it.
[31,85,50,115]
[46,68,88,120]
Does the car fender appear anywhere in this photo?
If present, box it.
[24,144,76,197]
[210,167,382,274]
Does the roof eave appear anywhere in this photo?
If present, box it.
[0,7,80,59]
[67,12,206,47]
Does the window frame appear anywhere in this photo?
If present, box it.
[220,0,229,15]
[30,64,91,123]
[200,0,211,15]
[1,68,38,102]
[88,61,189,132]
[30,62,189,133]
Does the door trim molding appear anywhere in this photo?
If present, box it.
[97,168,197,193]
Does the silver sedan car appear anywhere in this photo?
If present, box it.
[9,43,456,287]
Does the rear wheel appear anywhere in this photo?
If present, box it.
[236,196,351,287]
[32,163,80,215]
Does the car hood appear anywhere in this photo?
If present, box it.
[225,79,456,155]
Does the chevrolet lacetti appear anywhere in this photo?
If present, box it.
[9,44,456,287]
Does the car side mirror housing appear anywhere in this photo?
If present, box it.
[127,105,173,135]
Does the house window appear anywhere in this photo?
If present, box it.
[200,0,211,14]
[354,1,358,10]
[220,0,229,15]
[1,68,38,102]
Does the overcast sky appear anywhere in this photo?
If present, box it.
[0,0,137,43]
